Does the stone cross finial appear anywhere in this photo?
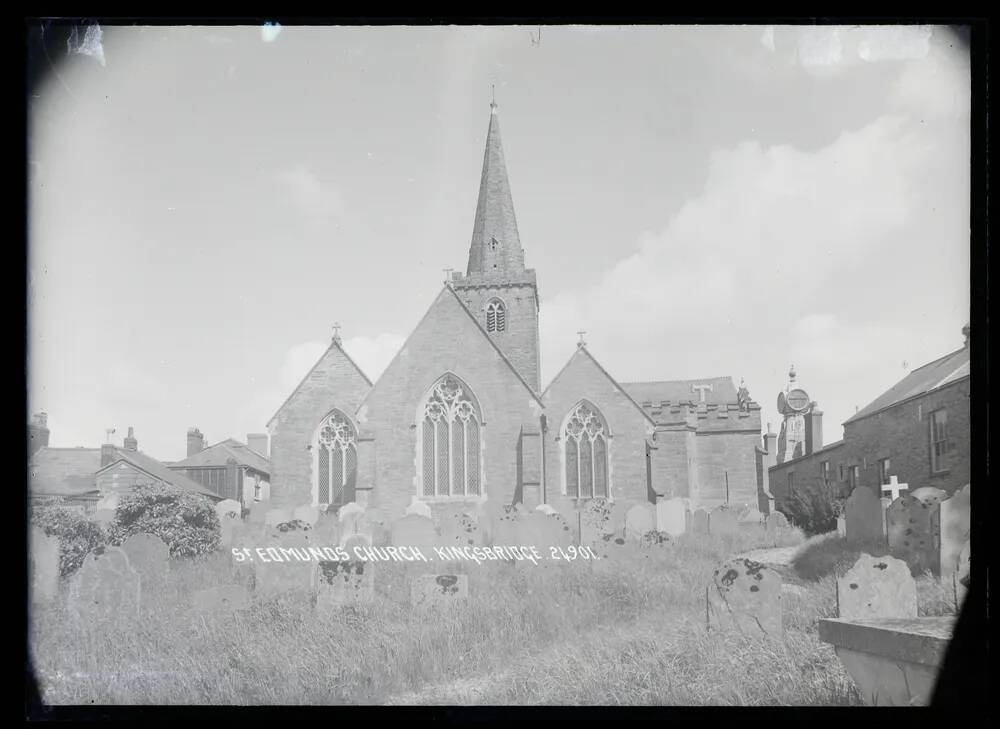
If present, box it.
[577,330,587,346]
[691,383,713,403]
[332,322,342,343]
[881,475,909,501]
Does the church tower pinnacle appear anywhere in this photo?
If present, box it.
[451,99,541,392]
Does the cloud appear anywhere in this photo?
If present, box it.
[858,26,933,62]
[341,332,406,382]
[261,23,282,43]
[275,166,346,221]
[279,340,329,389]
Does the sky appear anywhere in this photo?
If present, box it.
[28,24,971,461]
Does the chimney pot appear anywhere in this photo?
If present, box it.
[101,443,117,468]
[187,427,205,457]
[123,426,138,452]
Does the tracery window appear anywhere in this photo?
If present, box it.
[563,401,609,499]
[421,375,482,498]
[315,409,357,507]
[486,298,506,333]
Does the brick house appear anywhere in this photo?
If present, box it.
[266,102,763,521]
[167,428,271,506]
[768,330,971,511]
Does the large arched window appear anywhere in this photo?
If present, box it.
[563,401,609,499]
[420,374,482,498]
[485,298,506,333]
[314,409,357,507]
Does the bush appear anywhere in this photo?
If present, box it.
[782,478,843,537]
[30,504,107,577]
[108,484,221,557]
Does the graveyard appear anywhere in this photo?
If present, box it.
[28,486,969,706]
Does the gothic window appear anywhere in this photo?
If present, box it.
[315,409,357,507]
[563,401,609,499]
[420,374,482,498]
[486,298,506,333]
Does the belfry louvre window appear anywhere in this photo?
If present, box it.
[563,401,609,499]
[421,375,482,498]
[316,410,357,507]
[486,299,506,333]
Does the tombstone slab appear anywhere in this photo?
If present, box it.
[437,511,483,549]
[709,507,738,535]
[70,546,140,621]
[30,526,60,605]
[316,560,374,611]
[410,573,469,609]
[390,513,438,551]
[624,503,656,542]
[706,557,782,637]
[837,553,917,620]
[939,484,970,578]
[691,509,710,535]
[886,495,939,575]
[656,499,687,537]
[119,533,170,595]
[845,487,884,546]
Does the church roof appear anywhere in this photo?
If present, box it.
[843,345,970,425]
[543,345,657,427]
[465,102,526,277]
[169,438,271,475]
[620,377,738,406]
[28,447,102,498]
[266,338,373,428]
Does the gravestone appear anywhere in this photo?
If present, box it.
[492,505,526,546]
[545,511,574,548]
[886,495,939,575]
[216,499,243,547]
[437,511,483,549]
[316,560,374,612]
[338,502,365,535]
[535,504,557,516]
[706,557,782,637]
[248,501,270,524]
[343,532,372,556]
[475,499,506,544]
[253,521,317,596]
[939,484,970,578]
[911,487,948,508]
[845,487,884,546]
[264,508,292,527]
[70,546,140,621]
[513,511,562,550]
[191,584,250,614]
[215,499,242,520]
[310,513,341,545]
[738,507,766,525]
[390,513,438,551]
[837,516,847,537]
[293,505,321,527]
[656,498,687,537]
[358,507,390,547]
[29,526,60,605]
[837,553,917,620]
[691,509,710,535]
[580,499,615,546]
[765,510,790,542]
[608,500,629,538]
[404,497,433,519]
[624,503,656,542]
[119,533,170,595]
[411,573,469,608]
[708,507,738,535]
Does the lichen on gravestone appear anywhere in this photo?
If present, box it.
[706,556,782,638]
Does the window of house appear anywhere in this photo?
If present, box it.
[485,298,506,333]
[820,461,830,486]
[930,409,950,472]
[563,401,609,499]
[420,374,482,498]
[316,409,358,507]
[787,472,794,493]
[878,457,891,485]
[848,465,859,489]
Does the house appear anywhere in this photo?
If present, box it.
[767,326,971,510]
[167,428,271,505]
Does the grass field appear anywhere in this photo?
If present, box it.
[28,525,956,705]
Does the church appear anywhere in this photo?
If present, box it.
[266,102,763,523]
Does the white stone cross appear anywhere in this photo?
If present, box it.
[691,383,714,403]
[881,475,909,501]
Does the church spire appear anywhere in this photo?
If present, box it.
[466,99,525,277]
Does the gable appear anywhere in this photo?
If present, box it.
[28,447,101,497]
[357,285,543,418]
[267,341,373,428]
[543,347,656,428]
[171,439,270,474]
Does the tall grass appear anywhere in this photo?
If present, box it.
[27,524,940,706]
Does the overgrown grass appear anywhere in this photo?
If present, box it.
[28,523,955,706]
[790,531,951,584]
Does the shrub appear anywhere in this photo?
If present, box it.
[30,504,107,577]
[108,484,221,557]
[782,478,843,537]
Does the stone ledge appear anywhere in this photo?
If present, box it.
[818,617,955,667]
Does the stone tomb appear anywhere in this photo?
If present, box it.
[624,503,656,542]
[886,495,940,575]
[708,507,738,536]
[29,525,60,606]
[316,560,374,611]
[837,553,917,620]
[656,498,687,537]
[845,487,884,546]
[119,533,170,597]
[410,573,469,609]
[390,513,438,551]
[939,484,970,579]
[69,546,141,622]
[706,557,782,637]
[691,509,710,535]
[191,584,251,614]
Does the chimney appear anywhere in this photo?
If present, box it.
[187,427,205,457]
[123,426,138,452]
[101,442,118,468]
[27,412,50,459]
[246,433,269,459]
[806,407,823,456]
[762,423,777,469]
